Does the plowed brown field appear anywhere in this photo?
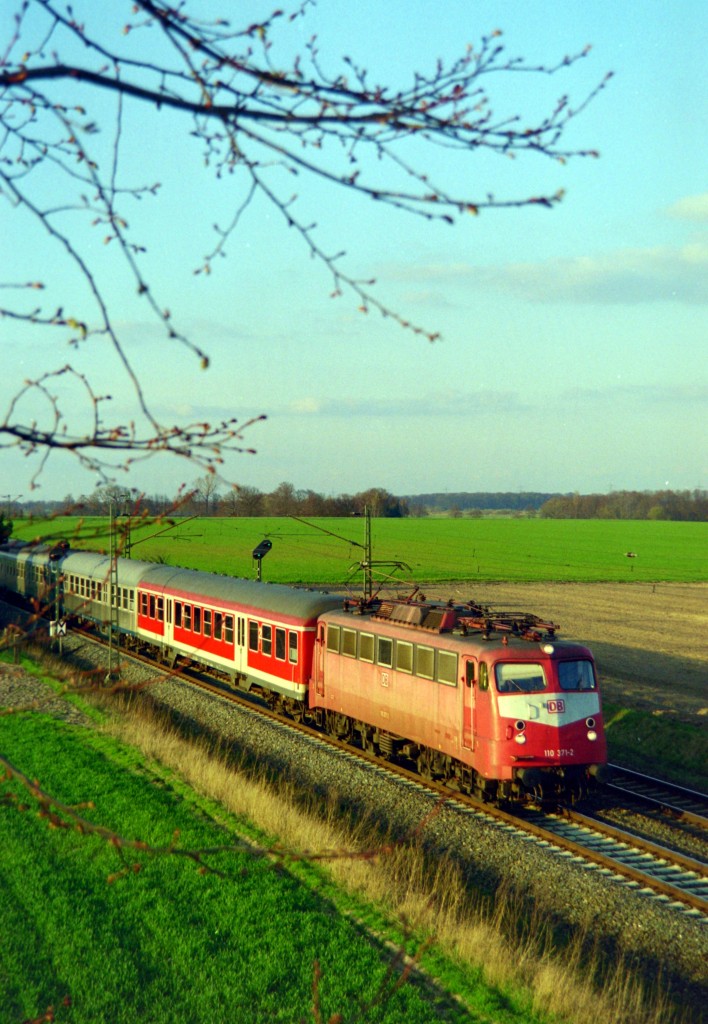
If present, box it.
[412,582,708,722]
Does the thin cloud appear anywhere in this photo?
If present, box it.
[396,243,708,304]
[666,193,708,221]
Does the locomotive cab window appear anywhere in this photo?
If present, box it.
[558,660,596,691]
[495,663,547,693]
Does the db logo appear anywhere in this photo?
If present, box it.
[547,699,565,714]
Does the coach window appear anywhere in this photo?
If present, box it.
[275,628,286,661]
[184,604,192,630]
[261,623,272,655]
[377,637,393,668]
[359,632,374,663]
[437,650,458,687]
[139,592,148,616]
[224,616,234,645]
[157,597,164,622]
[149,594,156,618]
[416,645,435,680]
[326,625,340,653]
[214,612,224,642]
[342,628,357,658]
[193,606,202,633]
[249,620,259,651]
[288,631,298,664]
[203,609,212,636]
[175,602,182,627]
[128,589,134,611]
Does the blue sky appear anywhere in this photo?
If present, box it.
[1,1,706,501]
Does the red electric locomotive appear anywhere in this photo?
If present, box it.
[310,598,607,803]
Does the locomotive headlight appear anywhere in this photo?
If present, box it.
[514,733,527,745]
[587,730,597,741]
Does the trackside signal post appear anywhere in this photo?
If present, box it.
[253,539,272,581]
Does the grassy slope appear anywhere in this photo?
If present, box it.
[1,692,544,1024]
[12,517,707,584]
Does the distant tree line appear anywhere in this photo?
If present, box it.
[538,489,707,521]
[406,492,556,513]
[29,483,411,520]
[9,486,706,523]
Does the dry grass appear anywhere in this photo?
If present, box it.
[104,700,686,1024]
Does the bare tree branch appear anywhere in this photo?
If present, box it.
[0,1,610,484]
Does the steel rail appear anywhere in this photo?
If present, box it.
[605,764,708,830]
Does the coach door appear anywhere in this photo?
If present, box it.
[462,657,477,751]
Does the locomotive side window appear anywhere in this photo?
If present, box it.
[437,650,458,686]
[359,633,374,663]
[416,645,434,680]
[342,628,357,658]
[275,627,286,660]
[479,663,489,691]
[224,616,234,645]
[288,631,298,664]
[249,620,259,651]
[326,625,340,653]
[558,660,596,691]
[203,609,212,636]
[377,637,393,668]
[396,641,413,673]
[495,663,547,693]
[261,623,271,654]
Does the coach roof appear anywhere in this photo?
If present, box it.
[138,564,342,622]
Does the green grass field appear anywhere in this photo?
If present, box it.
[11,516,707,584]
[0,685,540,1024]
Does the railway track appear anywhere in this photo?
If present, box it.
[84,632,708,919]
[606,764,708,829]
[11,617,708,921]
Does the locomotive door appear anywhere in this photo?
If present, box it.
[314,623,326,698]
[462,657,477,750]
